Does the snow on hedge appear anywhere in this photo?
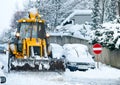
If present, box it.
[52,17,120,50]
[90,22,120,50]
[54,24,92,40]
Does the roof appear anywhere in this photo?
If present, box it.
[61,10,92,26]
[18,18,45,23]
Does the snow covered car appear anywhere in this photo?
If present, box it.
[0,46,6,54]
[49,43,64,59]
[0,62,6,83]
[47,43,66,70]
[63,44,95,71]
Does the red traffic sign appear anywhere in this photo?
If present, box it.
[93,43,102,54]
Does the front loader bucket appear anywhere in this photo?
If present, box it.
[8,58,66,72]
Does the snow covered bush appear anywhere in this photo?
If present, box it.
[90,22,120,50]
[55,24,92,40]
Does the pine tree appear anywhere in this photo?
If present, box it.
[109,0,117,21]
[104,0,117,22]
[35,0,63,28]
[10,11,26,29]
[91,0,101,29]
[24,0,35,11]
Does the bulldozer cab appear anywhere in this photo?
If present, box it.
[17,22,46,39]
[15,22,46,53]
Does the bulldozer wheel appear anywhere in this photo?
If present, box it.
[8,51,14,73]
[48,51,53,58]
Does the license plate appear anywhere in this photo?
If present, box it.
[78,65,88,69]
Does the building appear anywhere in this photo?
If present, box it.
[61,10,92,26]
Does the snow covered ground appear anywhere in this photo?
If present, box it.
[3,63,120,85]
[0,44,120,85]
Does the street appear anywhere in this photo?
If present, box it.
[1,53,120,85]
[0,0,120,85]
[3,70,120,85]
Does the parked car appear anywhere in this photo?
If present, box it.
[0,46,6,54]
[0,62,6,83]
[63,44,95,71]
[50,43,64,59]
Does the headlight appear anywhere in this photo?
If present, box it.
[46,33,50,38]
[16,32,20,37]
[3,50,6,52]
[23,19,26,22]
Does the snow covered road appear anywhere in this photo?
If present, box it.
[3,70,120,85]
[0,48,120,85]
[5,71,67,85]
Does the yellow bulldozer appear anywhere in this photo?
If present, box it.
[8,9,65,72]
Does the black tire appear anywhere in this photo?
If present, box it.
[8,53,11,73]
[8,51,14,73]
[68,66,77,72]
[48,51,53,58]
[69,68,76,71]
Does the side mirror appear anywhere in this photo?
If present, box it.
[92,55,95,59]
[62,55,66,58]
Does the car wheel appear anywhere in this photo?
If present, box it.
[0,76,6,83]
[78,69,87,71]
[68,66,77,72]
[91,67,95,69]
[8,51,14,73]
[69,68,76,71]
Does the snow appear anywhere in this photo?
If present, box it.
[55,24,92,40]
[0,44,120,85]
[3,65,120,85]
[0,0,25,35]
[0,0,120,84]
[29,7,38,15]
[50,43,64,59]
[65,63,120,80]
[63,44,94,63]
[6,72,65,85]
[102,22,120,29]
[90,21,120,49]
[116,38,120,48]
[0,62,5,76]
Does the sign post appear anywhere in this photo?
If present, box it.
[93,43,102,68]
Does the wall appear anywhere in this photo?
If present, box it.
[48,35,120,69]
[71,14,92,24]
[100,48,120,69]
[48,35,89,46]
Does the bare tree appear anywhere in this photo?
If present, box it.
[100,0,106,23]
[118,0,120,16]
